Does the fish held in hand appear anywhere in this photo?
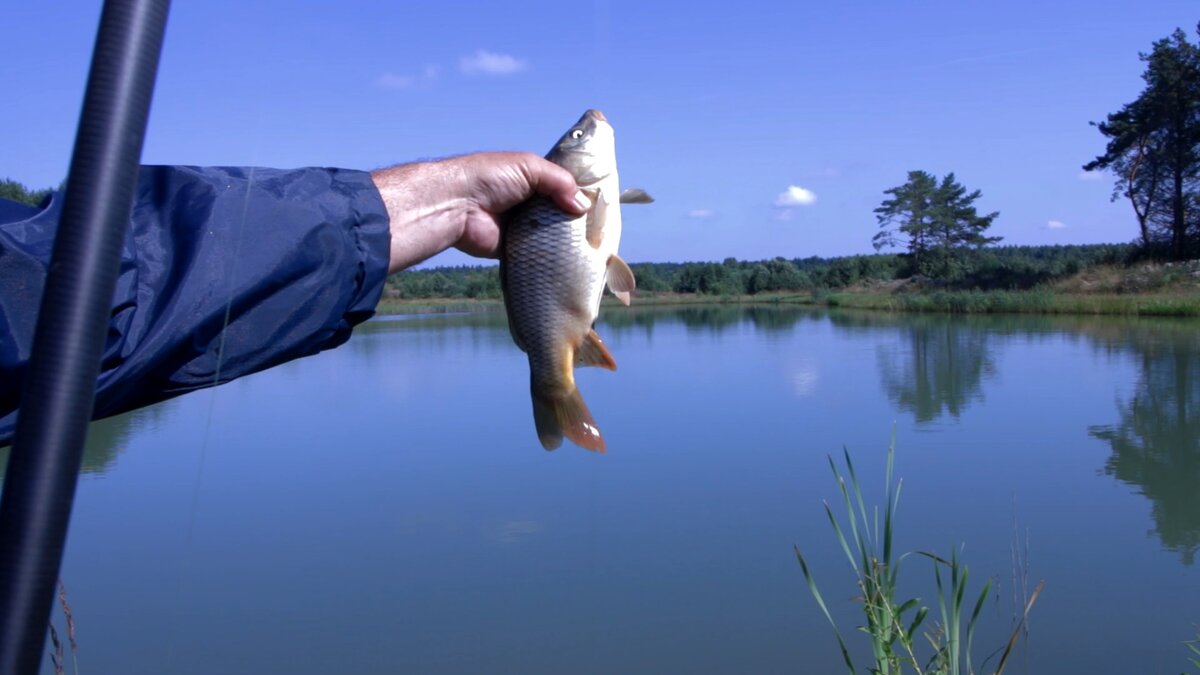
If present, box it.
[501,109,652,452]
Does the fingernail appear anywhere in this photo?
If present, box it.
[574,190,592,211]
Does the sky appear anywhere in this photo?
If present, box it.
[2,1,1197,266]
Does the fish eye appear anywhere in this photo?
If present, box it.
[570,129,584,139]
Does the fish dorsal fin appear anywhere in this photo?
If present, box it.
[585,188,605,249]
[606,255,636,306]
[575,329,617,370]
[619,188,654,204]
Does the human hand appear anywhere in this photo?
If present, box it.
[371,152,591,274]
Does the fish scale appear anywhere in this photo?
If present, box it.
[505,198,605,392]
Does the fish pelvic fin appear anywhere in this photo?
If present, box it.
[531,387,606,453]
[606,255,636,306]
[575,329,617,370]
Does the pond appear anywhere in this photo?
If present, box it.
[5,305,1198,674]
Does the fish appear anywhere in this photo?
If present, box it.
[500,109,653,452]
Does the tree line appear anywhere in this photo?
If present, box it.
[868,24,1200,276]
[0,178,55,206]
[384,244,1134,300]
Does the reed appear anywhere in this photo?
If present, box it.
[58,579,79,675]
[795,437,1041,674]
[1186,628,1200,671]
[47,578,80,675]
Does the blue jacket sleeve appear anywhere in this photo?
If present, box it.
[0,165,392,446]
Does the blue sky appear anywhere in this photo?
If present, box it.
[2,1,1196,265]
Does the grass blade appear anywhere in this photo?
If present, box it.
[824,502,861,576]
[842,448,873,549]
[796,546,857,674]
[994,580,1044,675]
[965,577,992,675]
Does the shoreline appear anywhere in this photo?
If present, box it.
[375,288,1200,318]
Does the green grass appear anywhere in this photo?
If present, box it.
[819,289,1200,316]
[1186,629,1200,672]
[795,437,1041,674]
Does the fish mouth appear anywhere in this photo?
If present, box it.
[586,109,607,122]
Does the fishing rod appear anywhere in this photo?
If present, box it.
[0,0,170,672]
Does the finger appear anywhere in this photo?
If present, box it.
[519,154,590,215]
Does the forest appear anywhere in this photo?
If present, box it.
[383,244,1137,300]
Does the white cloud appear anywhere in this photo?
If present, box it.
[1078,170,1105,181]
[375,65,439,90]
[1046,220,1068,230]
[687,208,715,219]
[460,50,528,75]
[775,185,817,207]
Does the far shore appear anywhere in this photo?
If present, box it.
[375,287,1200,318]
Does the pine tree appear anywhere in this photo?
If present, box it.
[873,171,1000,280]
[1085,26,1200,259]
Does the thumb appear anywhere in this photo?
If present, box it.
[521,155,590,216]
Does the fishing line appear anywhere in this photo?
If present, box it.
[162,164,257,667]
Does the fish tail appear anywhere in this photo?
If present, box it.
[531,386,606,453]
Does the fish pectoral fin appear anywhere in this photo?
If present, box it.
[576,329,617,370]
[585,189,606,249]
[606,255,636,306]
[531,387,605,452]
[619,188,654,204]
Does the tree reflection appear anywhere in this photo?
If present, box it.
[745,306,818,332]
[1089,326,1200,565]
[1,412,140,481]
[599,304,812,337]
[878,318,994,424]
[827,313,995,424]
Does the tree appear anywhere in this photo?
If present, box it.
[0,178,55,206]
[872,171,1000,280]
[1085,26,1200,260]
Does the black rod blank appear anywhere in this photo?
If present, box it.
[0,1,170,672]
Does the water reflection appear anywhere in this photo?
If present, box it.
[370,304,819,338]
[600,303,816,336]
[0,411,142,480]
[881,319,994,424]
[831,313,995,424]
[1087,322,1200,565]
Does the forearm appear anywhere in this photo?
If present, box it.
[372,160,473,273]
[0,165,391,445]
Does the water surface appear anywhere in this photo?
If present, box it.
[5,306,1198,673]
